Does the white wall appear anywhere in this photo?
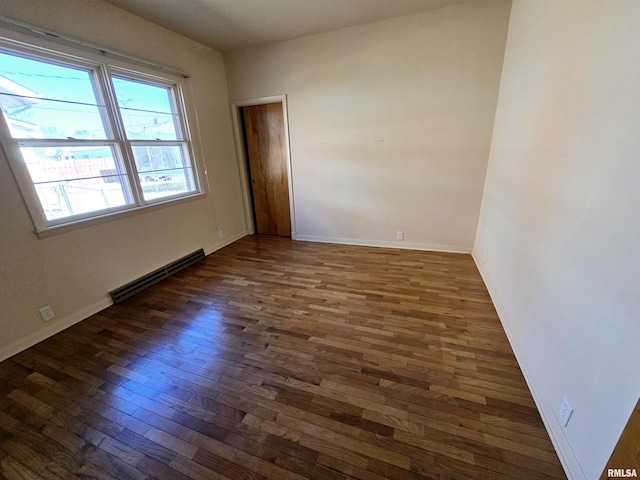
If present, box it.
[225,0,511,253]
[0,0,247,360]
[473,2,640,479]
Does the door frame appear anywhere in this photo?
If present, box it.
[230,95,296,238]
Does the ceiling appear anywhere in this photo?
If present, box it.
[102,0,466,52]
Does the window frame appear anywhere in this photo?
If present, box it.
[0,31,205,237]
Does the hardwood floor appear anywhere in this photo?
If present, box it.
[0,235,566,479]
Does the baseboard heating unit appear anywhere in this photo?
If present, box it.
[109,248,205,304]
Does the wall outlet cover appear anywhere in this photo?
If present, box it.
[39,306,55,322]
[559,397,573,427]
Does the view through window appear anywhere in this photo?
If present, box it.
[0,46,199,230]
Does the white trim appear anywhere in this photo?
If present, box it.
[0,235,248,363]
[471,249,586,480]
[296,234,471,254]
[0,297,113,362]
[229,103,255,234]
[229,95,296,238]
[35,193,206,239]
[204,230,247,255]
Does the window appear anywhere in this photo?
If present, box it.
[0,40,201,234]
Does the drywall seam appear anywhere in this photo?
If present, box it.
[296,234,470,254]
[471,249,586,480]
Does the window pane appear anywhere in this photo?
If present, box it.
[20,145,132,220]
[111,77,179,140]
[131,145,195,201]
[34,178,130,221]
[131,144,189,173]
[139,169,194,201]
[0,51,108,139]
[4,98,107,139]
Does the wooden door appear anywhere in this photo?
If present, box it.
[243,103,291,237]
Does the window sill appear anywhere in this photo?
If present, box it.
[34,192,207,239]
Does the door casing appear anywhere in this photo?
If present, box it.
[230,95,296,238]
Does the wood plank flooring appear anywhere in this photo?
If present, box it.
[0,235,566,479]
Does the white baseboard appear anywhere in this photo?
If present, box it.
[1,233,249,363]
[0,232,585,480]
[471,249,585,480]
[0,297,113,362]
[295,234,471,254]
[204,230,248,255]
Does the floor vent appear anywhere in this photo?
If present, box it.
[110,248,205,304]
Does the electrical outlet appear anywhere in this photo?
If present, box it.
[396,231,404,240]
[559,397,573,427]
[217,230,224,239]
[39,305,55,322]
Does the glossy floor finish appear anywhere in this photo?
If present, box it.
[0,235,566,479]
